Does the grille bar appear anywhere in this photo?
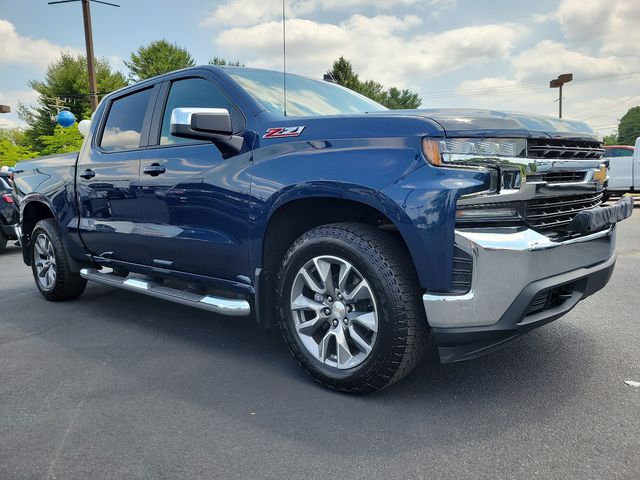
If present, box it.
[527,139,605,159]
[525,192,603,231]
[541,171,587,183]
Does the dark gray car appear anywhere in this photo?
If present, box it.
[0,173,19,251]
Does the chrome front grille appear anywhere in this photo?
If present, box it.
[525,192,603,231]
[527,139,605,159]
[541,170,587,183]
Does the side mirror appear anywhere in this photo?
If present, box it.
[170,107,243,154]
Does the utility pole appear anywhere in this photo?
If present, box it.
[82,0,98,112]
[48,0,119,112]
[549,73,573,118]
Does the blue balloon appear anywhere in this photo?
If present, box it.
[56,110,76,128]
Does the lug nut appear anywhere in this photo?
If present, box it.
[327,296,333,303]
[342,318,348,325]
[337,293,343,300]
[323,308,332,316]
[332,319,339,327]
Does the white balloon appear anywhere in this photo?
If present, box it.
[78,119,91,137]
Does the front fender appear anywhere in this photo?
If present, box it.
[249,137,426,265]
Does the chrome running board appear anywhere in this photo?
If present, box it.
[79,268,250,317]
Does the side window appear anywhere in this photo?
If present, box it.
[99,88,153,152]
[607,148,634,158]
[160,78,238,145]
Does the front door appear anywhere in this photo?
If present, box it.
[136,76,253,284]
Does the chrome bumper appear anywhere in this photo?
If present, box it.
[423,225,616,328]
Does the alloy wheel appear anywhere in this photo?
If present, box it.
[289,255,378,369]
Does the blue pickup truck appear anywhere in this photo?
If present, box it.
[12,66,633,393]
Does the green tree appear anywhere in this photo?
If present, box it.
[602,132,618,145]
[209,57,244,67]
[327,57,422,109]
[0,129,37,167]
[617,106,640,145]
[19,53,127,151]
[37,124,85,156]
[125,40,196,82]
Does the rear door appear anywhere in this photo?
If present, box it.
[77,85,156,263]
[135,75,253,283]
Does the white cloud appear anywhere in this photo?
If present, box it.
[215,15,525,87]
[0,89,38,129]
[0,19,81,70]
[542,0,640,56]
[0,117,18,129]
[511,40,633,82]
[201,0,454,27]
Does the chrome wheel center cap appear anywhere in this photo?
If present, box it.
[333,301,347,320]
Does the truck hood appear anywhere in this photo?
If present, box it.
[369,108,599,141]
[370,108,599,141]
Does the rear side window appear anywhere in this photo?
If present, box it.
[159,78,238,145]
[99,88,153,152]
[0,177,10,191]
[605,148,634,158]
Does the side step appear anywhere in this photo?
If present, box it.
[79,268,251,317]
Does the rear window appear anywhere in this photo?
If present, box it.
[604,147,634,158]
[99,88,153,152]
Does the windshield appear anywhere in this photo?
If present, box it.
[226,68,387,117]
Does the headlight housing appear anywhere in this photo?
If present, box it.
[455,203,524,225]
[422,137,527,166]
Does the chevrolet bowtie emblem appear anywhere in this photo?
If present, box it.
[594,165,607,185]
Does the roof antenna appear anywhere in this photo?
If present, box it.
[282,0,287,116]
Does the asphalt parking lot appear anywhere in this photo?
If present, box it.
[1,213,639,480]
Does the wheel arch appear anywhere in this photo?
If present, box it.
[20,198,56,265]
[255,191,422,327]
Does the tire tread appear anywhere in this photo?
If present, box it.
[277,222,428,394]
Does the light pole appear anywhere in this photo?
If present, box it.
[550,73,573,118]
[48,0,119,113]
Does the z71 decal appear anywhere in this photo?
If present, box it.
[263,126,306,139]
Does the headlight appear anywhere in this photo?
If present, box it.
[422,137,527,166]
[455,204,523,224]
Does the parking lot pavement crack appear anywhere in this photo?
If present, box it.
[44,361,107,480]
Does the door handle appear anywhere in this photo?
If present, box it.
[143,163,166,176]
[79,169,96,179]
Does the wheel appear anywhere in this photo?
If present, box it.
[0,230,7,251]
[30,218,87,301]
[277,222,428,394]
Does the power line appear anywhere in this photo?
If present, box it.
[419,72,640,99]
[580,92,640,121]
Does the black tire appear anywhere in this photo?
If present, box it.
[0,230,7,251]
[30,218,87,301]
[277,222,429,394]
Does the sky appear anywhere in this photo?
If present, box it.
[1,0,639,136]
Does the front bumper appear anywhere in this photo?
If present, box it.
[424,225,617,363]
